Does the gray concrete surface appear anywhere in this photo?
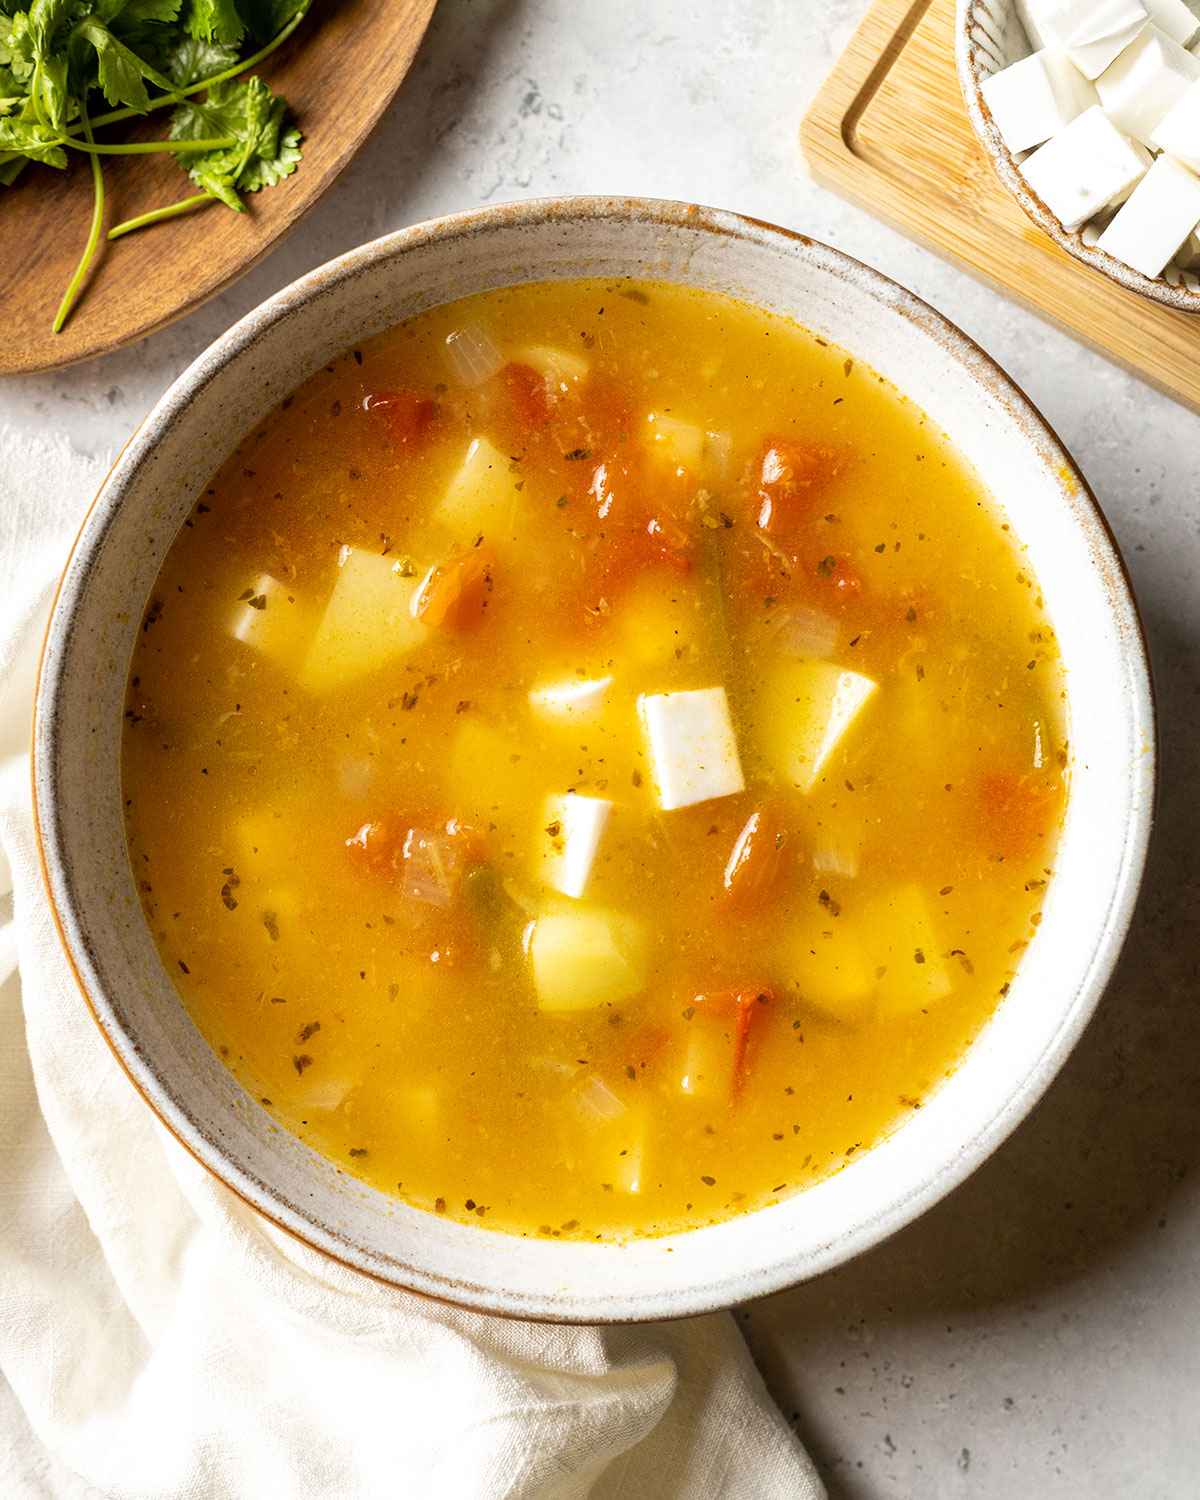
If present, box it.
[4,2,1196,1494]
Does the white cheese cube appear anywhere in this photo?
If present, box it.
[436,436,522,549]
[528,675,613,719]
[228,572,306,672]
[1020,106,1151,228]
[1096,25,1200,143]
[638,687,745,810]
[530,904,648,1011]
[299,549,427,694]
[1016,0,1058,47]
[513,344,589,388]
[1096,154,1200,275]
[1180,227,1200,267]
[1152,79,1200,170]
[1044,0,1148,77]
[980,49,1097,152]
[755,660,878,794]
[535,793,613,899]
[1144,0,1200,47]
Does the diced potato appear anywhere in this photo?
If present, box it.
[612,572,724,676]
[638,686,744,811]
[528,675,613,720]
[644,411,705,470]
[228,572,307,672]
[678,1011,738,1102]
[530,903,649,1011]
[643,413,733,478]
[514,344,590,388]
[290,1072,356,1113]
[233,810,313,927]
[534,792,613,899]
[866,884,954,1019]
[447,717,542,826]
[436,436,523,549]
[755,659,877,793]
[776,911,877,1024]
[299,548,427,695]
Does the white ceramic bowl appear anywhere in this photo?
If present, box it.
[956,0,1200,311]
[34,197,1155,1322]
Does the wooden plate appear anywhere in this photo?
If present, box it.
[0,0,436,375]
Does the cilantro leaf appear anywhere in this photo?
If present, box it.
[185,0,243,46]
[159,30,236,84]
[113,0,183,19]
[0,13,35,81]
[237,97,297,189]
[170,74,292,208]
[0,110,67,165]
[236,0,304,44]
[74,16,167,111]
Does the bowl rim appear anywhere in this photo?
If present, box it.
[954,0,1200,313]
[32,193,1157,1321]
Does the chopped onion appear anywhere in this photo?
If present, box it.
[400,826,469,907]
[1032,719,1046,770]
[775,606,839,660]
[444,324,503,387]
[337,757,374,799]
[576,1074,628,1122]
[811,844,860,880]
[703,429,733,481]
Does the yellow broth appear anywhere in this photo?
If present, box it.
[122,279,1066,1240]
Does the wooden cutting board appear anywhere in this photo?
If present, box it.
[801,0,1200,414]
[0,0,436,376]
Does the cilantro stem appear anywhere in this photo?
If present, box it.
[107,191,215,241]
[52,103,104,336]
[78,5,312,134]
[65,135,237,155]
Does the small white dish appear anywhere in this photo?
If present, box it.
[957,0,1200,310]
[33,196,1155,1321]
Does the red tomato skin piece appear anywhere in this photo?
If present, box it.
[690,986,775,1093]
[502,361,555,429]
[413,547,496,631]
[362,389,438,446]
[753,438,843,538]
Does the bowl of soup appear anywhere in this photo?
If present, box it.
[33,197,1154,1321]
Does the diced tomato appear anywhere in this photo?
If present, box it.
[345,815,485,885]
[722,805,793,910]
[588,513,693,602]
[413,546,496,630]
[972,771,1062,861]
[362,388,438,446]
[753,438,844,538]
[814,553,863,599]
[644,514,693,569]
[502,361,555,429]
[691,986,774,1091]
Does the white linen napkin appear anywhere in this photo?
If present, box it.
[0,423,823,1500]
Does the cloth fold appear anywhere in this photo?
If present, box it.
[0,425,822,1500]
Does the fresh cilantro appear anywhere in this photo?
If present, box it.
[185,0,244,46]
[169,74,297,208]
[0,0,311,332]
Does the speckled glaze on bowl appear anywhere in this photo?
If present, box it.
[957,0,1200,312]
[34,197,1155,1322]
